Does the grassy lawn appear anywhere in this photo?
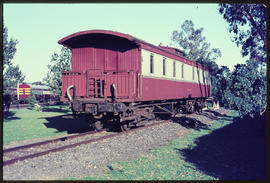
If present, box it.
[3,107,266,180]
[3,105,88,145]
[71,110,266,180]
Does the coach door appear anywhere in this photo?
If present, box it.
[86,69,105,98]
[105,49,117,71]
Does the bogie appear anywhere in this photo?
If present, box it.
[92,120,103,131]
[82,98,211,132]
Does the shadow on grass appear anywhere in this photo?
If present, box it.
[41,114,94,134]
[204,110,234,120]
[177,113,267,180]
[3,111,20,121]
[41,106,71,113]
[41,114,121,134]
[172,116,209,131]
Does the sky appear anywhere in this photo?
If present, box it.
[3,3,247,83]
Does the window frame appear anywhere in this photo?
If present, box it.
[163,57,166,76]
[192,66,194,80]
[150,54,154,74]
[181,63,184,78]
[173,61,176,77]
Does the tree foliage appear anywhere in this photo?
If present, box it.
[218,4,266,64]
[228,61,266,117]
[219,4,266,117]
[3,26,18,69]
[171,20,223,100]
[43,47,71,96]
[3,26,25,89]
[171,20,222,65]
[3,64,25,88]
[211,66,232,107]
[28,89,38,110]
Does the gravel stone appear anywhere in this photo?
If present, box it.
[3,108,229,180]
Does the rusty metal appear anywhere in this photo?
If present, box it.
[85,104,97,114]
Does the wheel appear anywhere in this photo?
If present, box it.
[92,120,104,131]
[120,122,131,132]
[176,107,184,114]
[187,103,195,113]
[72,110,78,119]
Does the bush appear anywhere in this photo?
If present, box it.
[227,60,266,118]
[28,90,38,110]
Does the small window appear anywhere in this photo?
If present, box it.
[173,61,176,77]
[163,58,166,75]
[203,70,205,82]
[192,66,194,80]
[150,54,154,74]
[181,63,184,78]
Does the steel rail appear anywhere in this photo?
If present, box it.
[3,129,106,154]
[3,120,170,166]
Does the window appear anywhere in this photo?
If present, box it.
[163,58,166,75]
[192,66,194,80]
[173,61,176,77]
[150,54,154,74]
[181,63,184,78]
[203,70,205,82]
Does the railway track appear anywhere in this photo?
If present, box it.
[8,103,58,109]
[3,118,171,167]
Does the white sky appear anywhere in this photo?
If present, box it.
[3,3,247,83]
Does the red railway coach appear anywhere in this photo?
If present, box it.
[59,30,212,131]
[18,83,31,100]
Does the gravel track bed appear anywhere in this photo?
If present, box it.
[4,132,87,150]
[3,131,115,162]
[3,108,230,180]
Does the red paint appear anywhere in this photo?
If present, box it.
[59,30,211,102]
[61,71,86,100]
[59,30,208,71]
[61,70,137,102]
[18,84,31,99]
[139,77,211,102]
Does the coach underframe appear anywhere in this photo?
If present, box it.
[67,86,213,131]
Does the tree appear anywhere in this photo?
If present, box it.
[171,20,223,99]
[228,60,266,117]
[43,47,71,96]
[211,66,232,107]
[3,26,18,69]
[3,26,25,90]
[28,89,38,110]
[3,64,25,88]
[171,20,221,65]
[219,4,267,116]
[218,4,266,65]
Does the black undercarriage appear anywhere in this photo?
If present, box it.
[70,97,214,132]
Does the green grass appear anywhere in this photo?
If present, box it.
[3,105,73,145]
[6,108,263,180]
[70,110,239,180]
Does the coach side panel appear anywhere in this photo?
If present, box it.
[139,49,211,101]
